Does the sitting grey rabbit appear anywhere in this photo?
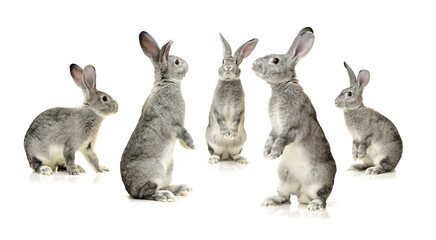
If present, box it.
[24,64,118,175]
[252,27,336,211]
[335,62,403,175]
[120,32,195,201]
[206,34,258,164]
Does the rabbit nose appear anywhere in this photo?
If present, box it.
[334,101,338,106]
[225,66,233,71]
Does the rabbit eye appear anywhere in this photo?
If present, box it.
[347,92,352,97]
[175,59,180,65]
[102,96,108,102]
[269,58,280,64]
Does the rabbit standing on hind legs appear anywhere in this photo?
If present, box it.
[206,34,258,164]
[335,62,402,175]
[121,32,195,201]
[252,27,336,211]
[24,64,118,175]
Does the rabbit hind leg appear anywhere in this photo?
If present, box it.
[262,173,295,207]
[207,143,224,164]
[229,146,247,164]
[28,155,55,175]
[300,184,332,211]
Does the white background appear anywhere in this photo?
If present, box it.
[1,0,434,239]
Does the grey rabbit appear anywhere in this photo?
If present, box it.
[335,62,403,175]
[252,27,336,211]
[24,64,118,175]
[120,32,195,201]
[206,33,258,164]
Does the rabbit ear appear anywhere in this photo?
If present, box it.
[70,64,83,88]
[83,65,97,94]
[344,62,357,86]
[234,38,258,65]
[139,31,160,63]
[159,40,173,64]
[287,27,315,68]
[219,33,232,58]
[357,69,370,90]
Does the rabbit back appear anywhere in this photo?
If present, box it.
[121,83,185,197]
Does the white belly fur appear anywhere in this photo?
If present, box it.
[40,145,66,169]
[161,137,176,188]
[363,141,386,166]
[278,142,321,202]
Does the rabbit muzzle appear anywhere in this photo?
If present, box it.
[252,59,265,77]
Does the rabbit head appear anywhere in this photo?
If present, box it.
[218,33,258,81]
[70,64,118,116]
[139,31,188,82]
[334,62,370,110]
[252,27,315,84]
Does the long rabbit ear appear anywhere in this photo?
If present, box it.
[70,64,83,88]
[357,69,370,90]
[139,31,160,63]
[83,65,97,95]
[219,33,232,58]
[159,40,173,64]
[344,62,357,86]
[287,27,315,68]
[234,38,258,66]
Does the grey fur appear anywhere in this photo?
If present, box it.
[24,64,118,175]
[206,34,258,164]
[252,27,336,211]
[335,62,403,175]
[120,31,194,201]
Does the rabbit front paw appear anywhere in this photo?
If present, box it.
[96,165,109,173]
[67,165,81,175]
[270,150,282,159]
[179,140,195,150]
[353,151,358,160]
[270,145,284,159]
[220,128,231,139]
[229,128,238,139]
[263,145,272,158]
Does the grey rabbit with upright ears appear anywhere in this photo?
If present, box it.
[24,64,118,175]
[335,62,403,175]
[252,27,336,211]
[121,32,195,201]
[206,34,258,164]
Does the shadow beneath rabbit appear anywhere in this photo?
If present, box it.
[347,170,397,181]
[28,171,110,184]
[263,202,331,219]
[207,159,250,172]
